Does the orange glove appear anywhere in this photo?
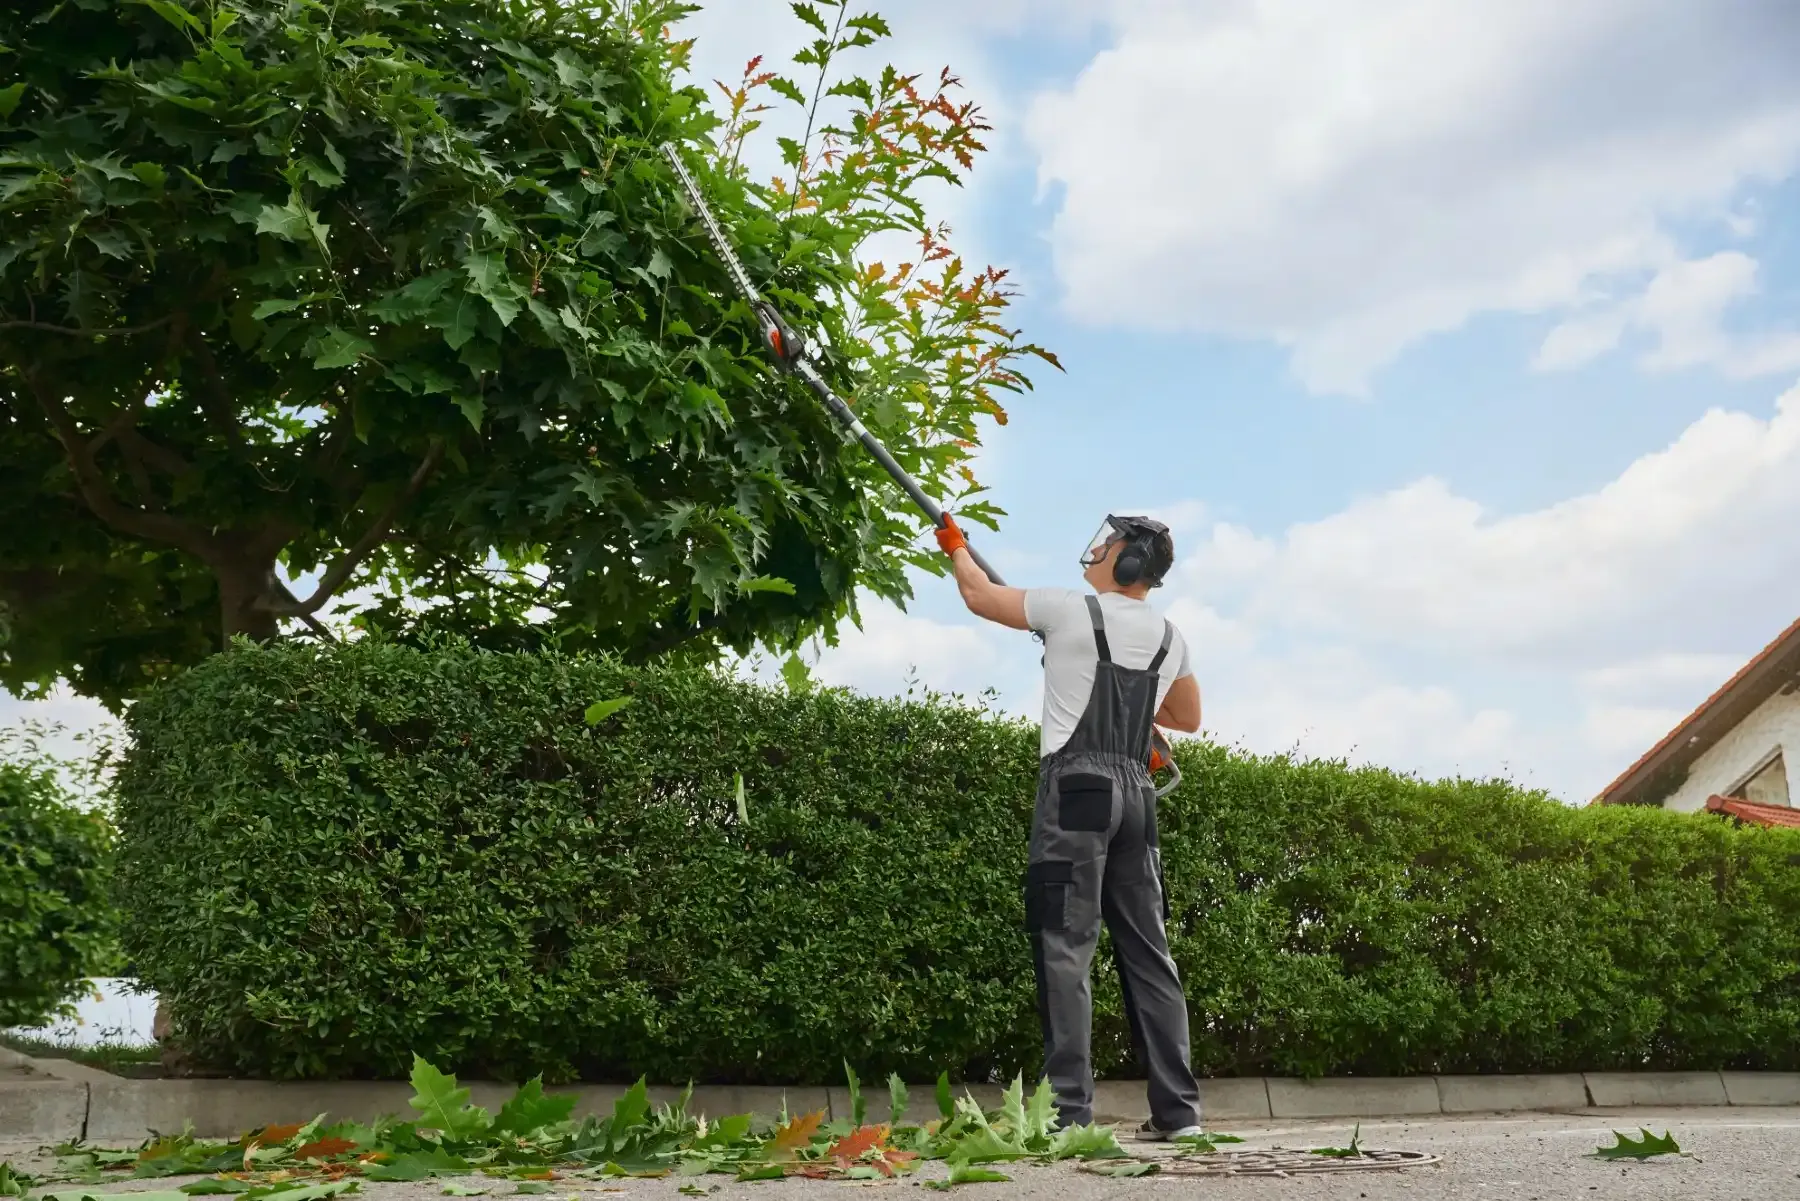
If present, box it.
[935,514,967,557]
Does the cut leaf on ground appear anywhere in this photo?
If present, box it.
[924,1163,1013,1190]
[1088,1161,1159,1178]
[1312,1124,1365,1158]
[1593,1130,1682,1160]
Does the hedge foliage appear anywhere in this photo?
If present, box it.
[115,639,1800,1082]
[1,755,117,1028]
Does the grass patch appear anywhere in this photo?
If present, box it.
[1,1030,159,1074]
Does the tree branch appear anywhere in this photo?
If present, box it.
[117,425,193,479]
[183,328,247,453]
[26,371,221,561]
[272,573,339,642]
[268,440,446,616]
[0,316,176,337]
[309,407,361,494]
[87,388,155,453]
[86,390,192,511]
[113,430,162,513]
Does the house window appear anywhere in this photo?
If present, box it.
[1730,752,1791,808]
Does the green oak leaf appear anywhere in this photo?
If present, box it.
[1090,1160,1159,1178]
[362,1148,470,1182]
[494,1077,575,1136]
[1046,1124,1125,1161]
[923,1162,1011,1190]
[312,328,373,370]
[1593,1129,1682,1160]
[408,1056,491,1141]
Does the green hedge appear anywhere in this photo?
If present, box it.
[1,757,117,1028]
[115,639,1800,1082]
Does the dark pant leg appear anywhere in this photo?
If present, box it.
[1101,784,1202,1131]
[1027,767,1115,1128]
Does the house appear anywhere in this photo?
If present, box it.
[1592,614,1800,826]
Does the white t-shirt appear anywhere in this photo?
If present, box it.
[1023,588,1192,758]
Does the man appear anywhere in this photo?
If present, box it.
[934,512,1205,1138]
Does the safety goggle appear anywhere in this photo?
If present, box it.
[1079,514,1170,568]
[1080,517,1125,567]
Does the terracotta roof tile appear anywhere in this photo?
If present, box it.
[1704,794,1800,829]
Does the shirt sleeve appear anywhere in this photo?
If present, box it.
[1174,627,1192,678]
[1023,587,1080,636]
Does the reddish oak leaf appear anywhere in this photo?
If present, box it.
[294,1138,357,1161]
[876,1149,922,1177]
[828,1125,889,1165]
[242,1123,304,1148]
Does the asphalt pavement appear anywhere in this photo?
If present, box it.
[6,1107,1800,1201]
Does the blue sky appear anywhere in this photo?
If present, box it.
[697,0,1800,802]
[9,0,1800,804]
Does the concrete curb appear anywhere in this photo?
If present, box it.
[1583,1071,1729,1108]
[1,1050,1793,1143]
[1266,1076,1440,1119]
[1437,1073,1588,1114]
[1720,1071,1800,1107]
[1196,1077,1273,1121]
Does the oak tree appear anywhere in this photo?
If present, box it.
[0,0,1050,705]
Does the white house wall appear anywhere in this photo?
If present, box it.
[1664,687,1800,812]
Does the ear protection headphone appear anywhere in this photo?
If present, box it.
[1113,532,1153,587]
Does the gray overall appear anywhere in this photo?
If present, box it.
[1026,596,1202,1130]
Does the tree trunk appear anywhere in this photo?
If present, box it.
[213,560,281,645]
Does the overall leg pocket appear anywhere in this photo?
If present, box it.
[1058,773,1114,832]
[1025,860,1075,932]
[1148,847,1170,924]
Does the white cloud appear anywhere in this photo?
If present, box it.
[1637,252,1761,371]
[1578,652,1745,702]
[1537,251,1800,377]
[1197,642,1526,779]
[1581,705,1690,759]
[1183,382,1800,665]
[809,602,1008,699]
[1124,379,1800,799]
[1026,0,1800,393]
[0,686,121,806]
[1532,308,1632,372]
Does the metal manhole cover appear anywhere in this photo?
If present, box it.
[1080,1148,1441,1177]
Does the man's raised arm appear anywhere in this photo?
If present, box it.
[938,515,1029,630]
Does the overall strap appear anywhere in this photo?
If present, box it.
[1083,595,1111,663]
[1147,620,1173,673]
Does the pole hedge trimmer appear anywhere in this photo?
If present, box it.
[661,144,1181,798]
